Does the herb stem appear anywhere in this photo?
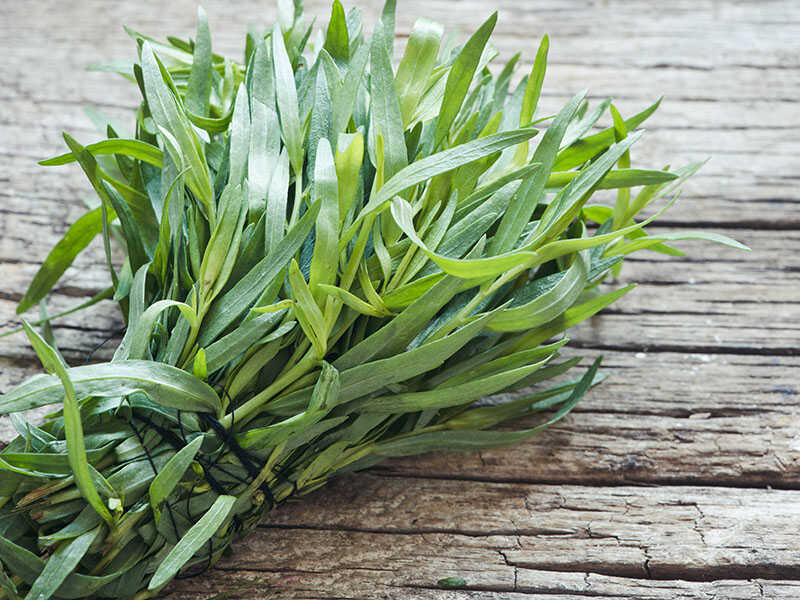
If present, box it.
[428,260,530,342]
[221,348,319,429]
[288,170,304,228]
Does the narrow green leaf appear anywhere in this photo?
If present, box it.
[266,149,290,254]
[0,536,124,597]
[317,284,387,317]
[512,285,636,351]
[148,495,237,590]
[113,262,149,361]
[444,370,605,430]
[354,359,549,413]
[609,104,631,230]
[395,18,443,127]
[126,300,199,360]
[307,60,334,182]
[39,139,163,168]
[272,23,303,174]
[512,34,548,165]
[324,0,349,62]
[529,130,645,247]
[392,196,537,278]
[545,168,678,192]
[21,321,112,524]
[289,259,328,357]
[141,42,215,223]
[17,207,113,314]
[434,12,497,147]
[199,183,247,300]
[488,249,590,332]
[193,348,208,379]
[24,526,101,600]
[375,357,602,456]
[379,0,397,56]
[335,272,464,370]
[0,359,222,416]
[432,339,569,389]
[334,132,364,223]
[491,90,586,255]
[149,436,203,524]
[520,35,548,127]
[271,313,493,415]
[369,21,407,180]
[185,6,213,117]
[309,138,339,295]
[62,134,148,272]
[606,231,749,256]
[204,310,288,372]
[228,85,251,186]
[332,43,369,136]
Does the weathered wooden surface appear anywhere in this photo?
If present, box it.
[1,0,798,598]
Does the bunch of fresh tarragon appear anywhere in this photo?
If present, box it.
[0,1,746,598]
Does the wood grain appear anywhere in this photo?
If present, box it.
[1,0,797,598]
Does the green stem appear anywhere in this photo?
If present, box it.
[220,348,318,429]
[427,262,529,343]
[288,170,304,229]
[385,243,418,292]
[226,339,283,400]
[319,216,375,350]
[177,290,209,369]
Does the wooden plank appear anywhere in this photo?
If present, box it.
[166,569,800,600]
[263,477,800,580]
[156,477,800,599]
[3,1,799,71]
[379,350,800,488]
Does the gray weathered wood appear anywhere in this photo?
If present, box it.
[0,0,797,598]
[159,477,800,598]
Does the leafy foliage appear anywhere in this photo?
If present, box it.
[0,2,745,598]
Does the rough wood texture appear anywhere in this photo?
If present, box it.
[1,1,797,598]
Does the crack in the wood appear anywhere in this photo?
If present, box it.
[775,454,789,472]
[497,550,518,591]
[706,298,796,306]
[653,219,800,231]
[404,581,617,597]
[370,470,800,491]
[215,563,395,576]
[691,503,707,546]
[478,544,800,584]
[600,308,739,317]
[0,285,112,304]
[257,521,575,539]
[295,596,359,600]
[570,341,800,358]
[585,521,621,544]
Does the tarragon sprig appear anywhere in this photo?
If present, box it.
[0,2,746,598]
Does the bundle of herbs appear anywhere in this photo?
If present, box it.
[0,2,746,598]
